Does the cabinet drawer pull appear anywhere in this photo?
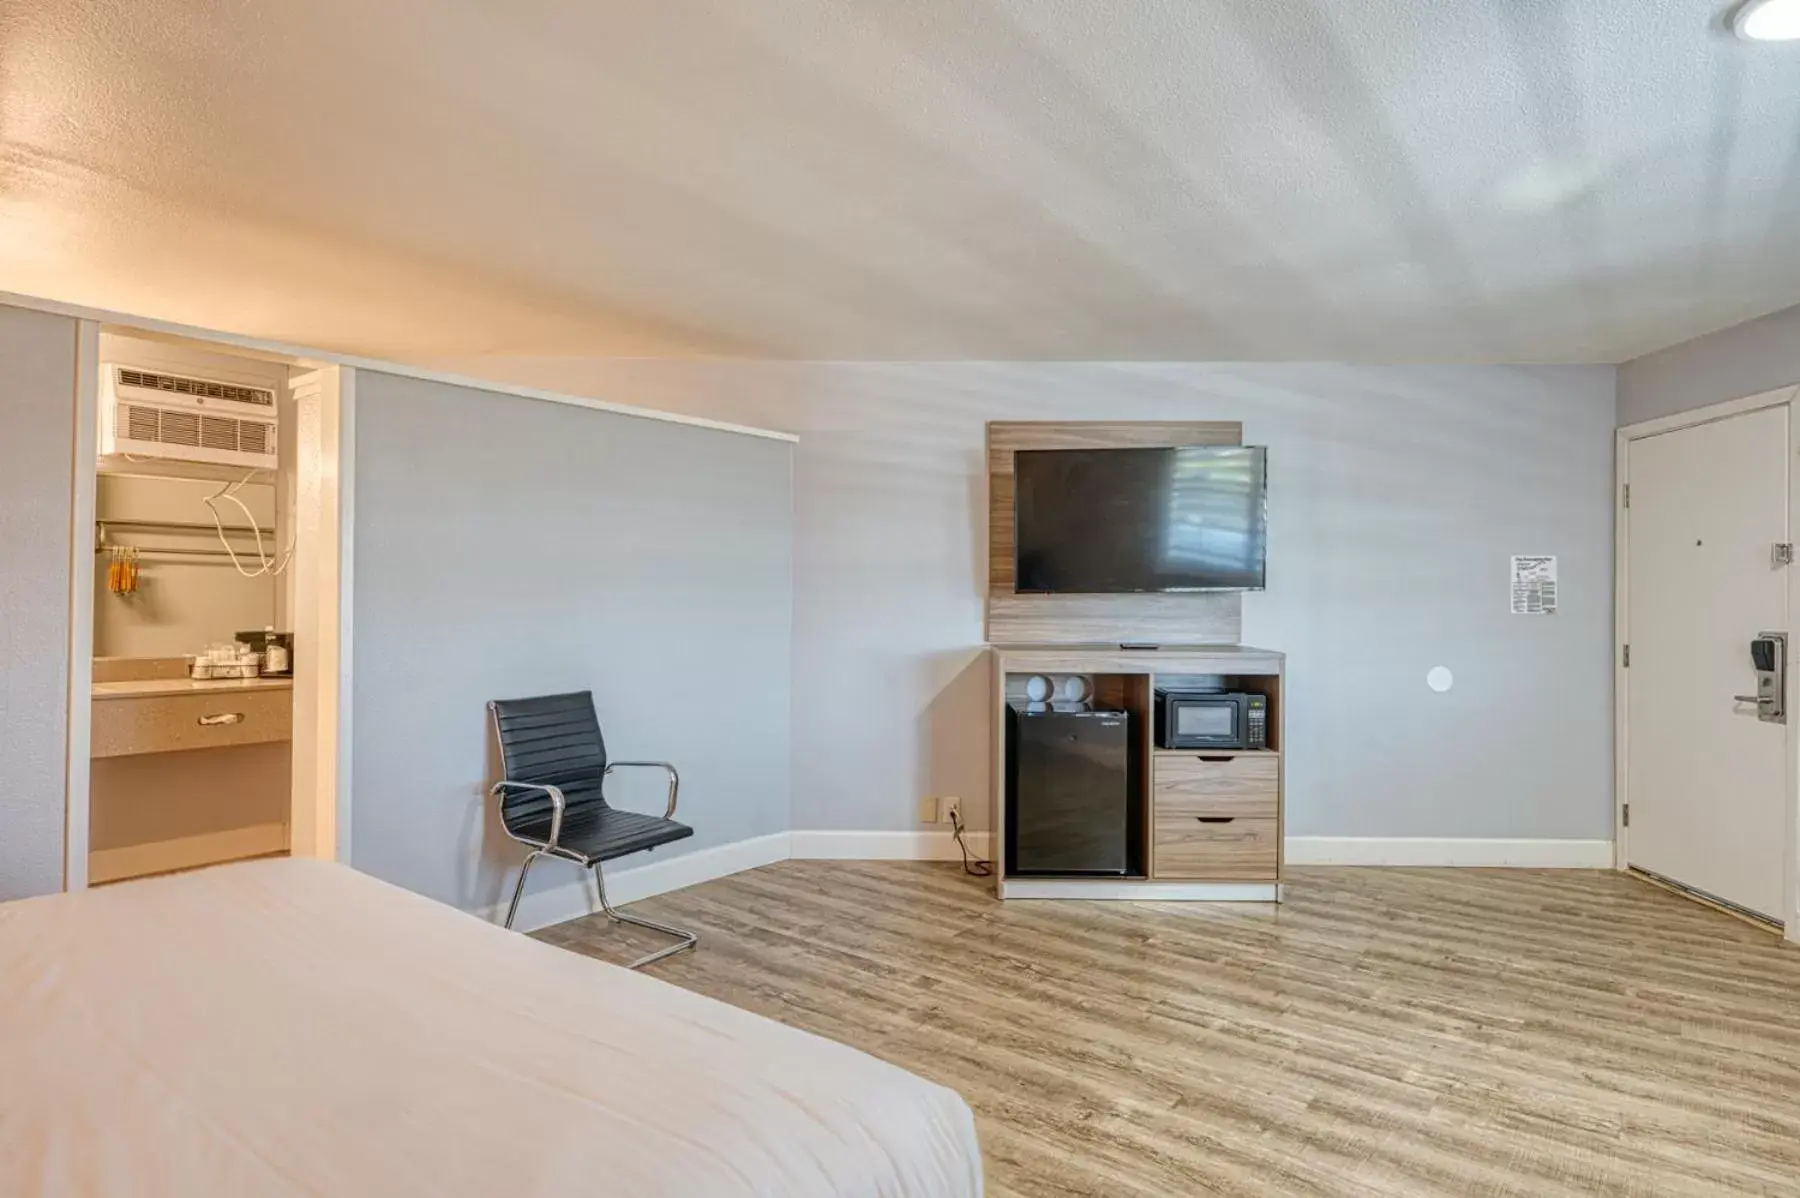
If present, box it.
[197,712,245,727]
[1195,816,1236,824]
[1195,755,1235,763]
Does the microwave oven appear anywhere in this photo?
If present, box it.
[1154,689,1267,750]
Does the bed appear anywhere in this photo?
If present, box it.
[0,858,982,1197]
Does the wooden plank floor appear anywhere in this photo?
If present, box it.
[536,863,1800,1197]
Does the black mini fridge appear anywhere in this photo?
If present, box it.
[1005,704,1136,876]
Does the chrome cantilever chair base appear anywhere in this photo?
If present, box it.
[592,863,699,970]
[502,846,700,969]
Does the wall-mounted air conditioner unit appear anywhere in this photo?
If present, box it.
[99,365,279,469]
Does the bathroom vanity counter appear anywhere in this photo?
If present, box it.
[93,676,293,701]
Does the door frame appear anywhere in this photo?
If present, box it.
[1615,384,1800,943]
[285,365,356,862]
[62,336,354,887]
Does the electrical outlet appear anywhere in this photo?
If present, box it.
[937,796,962,826]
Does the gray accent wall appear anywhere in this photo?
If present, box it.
[1618,303,1800,426]
[0,304,77,900]
[349,372,793,915]
[424,357,1620,843]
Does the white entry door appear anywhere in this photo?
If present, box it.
[1627,403,1789,924]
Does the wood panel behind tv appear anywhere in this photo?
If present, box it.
[986,421,1245,645]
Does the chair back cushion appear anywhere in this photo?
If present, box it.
[489,692,609,833]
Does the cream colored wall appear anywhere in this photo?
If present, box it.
[94,475,278,657]
[94,332,292,658]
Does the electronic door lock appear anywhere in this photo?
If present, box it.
[1737,632,1787,724]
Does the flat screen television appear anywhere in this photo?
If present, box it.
[1013,445,1267,593]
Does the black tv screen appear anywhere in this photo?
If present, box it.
[1014,446,1267,593]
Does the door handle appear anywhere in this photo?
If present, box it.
[1745,633,1787,724]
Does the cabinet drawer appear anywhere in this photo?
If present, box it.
[1153,816,1279,880]
[93,690,292,758]
[1153,753,1279,818]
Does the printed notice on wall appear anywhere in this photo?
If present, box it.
[1510,555,1557,615]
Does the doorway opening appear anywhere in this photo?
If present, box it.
[64,322,352,887]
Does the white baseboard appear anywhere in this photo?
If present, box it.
[1283,837,1614,868]
[487,831,1612,931]
[789,829,993,862]
[490,831,791,933]
[791,832,1608,869]
[602,832,794,904]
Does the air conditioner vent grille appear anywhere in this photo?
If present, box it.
[119,403,276,457]
[158,409,200,447]
[199,415,238,452]
[115,367,275,408]
[126,405,159,442]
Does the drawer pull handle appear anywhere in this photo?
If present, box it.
[1195,755,1235,763]
[1195,816,1236,824]
[197,712,245,727]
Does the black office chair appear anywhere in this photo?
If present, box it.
[488,691,697,968]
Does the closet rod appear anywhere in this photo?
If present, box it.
[93,546,260,561]
[96,516,273,537]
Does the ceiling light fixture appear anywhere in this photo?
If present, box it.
[1734,0,1800,41]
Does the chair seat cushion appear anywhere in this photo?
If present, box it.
[518,803,694,863]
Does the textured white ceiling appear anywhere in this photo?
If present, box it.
[2,0,1798,362]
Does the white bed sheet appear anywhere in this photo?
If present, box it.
[0,858,982,1197]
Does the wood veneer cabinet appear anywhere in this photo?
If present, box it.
[992,643,1284,901]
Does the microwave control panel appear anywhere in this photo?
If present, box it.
[1246,695,1268,748]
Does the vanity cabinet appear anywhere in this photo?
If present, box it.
[92,682,292,758]
[88,670,294,885]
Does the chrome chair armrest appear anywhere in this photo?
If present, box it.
[490,779,567,849]
[603,761,680,818]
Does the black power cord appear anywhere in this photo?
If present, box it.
[949,809,992,877]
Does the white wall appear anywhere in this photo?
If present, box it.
[426,358,1618,842]
[1618,302,1800,426]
